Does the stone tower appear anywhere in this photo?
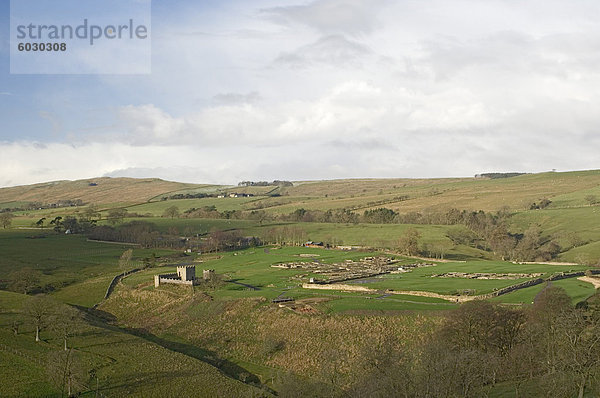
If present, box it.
[177,265,195,281]
[203,269,215,281]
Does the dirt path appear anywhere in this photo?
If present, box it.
[302,283,475,302]
[578,276,600,289]
[382,251,465,263]
[513,261,579,266]
[86,239,141,246]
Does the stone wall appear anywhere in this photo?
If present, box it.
[154,273,194,287]
[105,268,141,299]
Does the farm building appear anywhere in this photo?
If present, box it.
[304,241,324,248]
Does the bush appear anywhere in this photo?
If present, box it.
[262,337,285,357]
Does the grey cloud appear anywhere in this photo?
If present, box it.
[212,91,262,105]
[327,138,397,151]
[419,30,600,82]
[261,0,389,36]
[274,35,372,68]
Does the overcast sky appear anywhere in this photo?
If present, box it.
[1,0,600,187]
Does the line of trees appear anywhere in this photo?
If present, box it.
[238,180,293,187]
[20,200,585,262]
[175,205,571,262]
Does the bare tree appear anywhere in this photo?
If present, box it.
[51,305,82,351]
[585,195,598,206]
[554,309,600,398]
[23,295,54,342]
[118,249,134,270]
[107,208,127,225]
[9,268,42,295]
[81,204,101,221]
[47,349,86,397]
[162,205,180,219]
[397,228,421,256]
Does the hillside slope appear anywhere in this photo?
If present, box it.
[0,177,205,205]
[274,170,600,213]
[2,169,600,213]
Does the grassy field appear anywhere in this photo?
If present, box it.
[222,170,600,214]
[0,229,598,396]
[355,260,588,296]
[0,224,595,310]
[0,291,262,397]
[0,177,200,205]
[2,170,600,214]
[0,229,174,307]
[124,197,260,215]
[119,246,595,308]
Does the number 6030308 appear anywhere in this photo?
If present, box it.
[18,42,66,51]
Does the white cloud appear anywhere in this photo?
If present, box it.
[4,0,600,187]
[116,104,187,145]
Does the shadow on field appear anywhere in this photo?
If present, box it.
[81,307,274,394]
[103,369,197,392]
[226,279,261,290]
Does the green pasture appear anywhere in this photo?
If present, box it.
[551,278,597,304]
[0,291,260,398]
[335,259,587,296]
[0,229,173,307]
[147,184,225,201]
[118,217,258,234]
[123,197,259,215]
[248,221,489,260]
[128,246,596,311]
[0,200,31,210]
[561,240,600,264]
[0,222,596,312]
[509,207,600,242]
[127,246,382,299]
[490,277,597,306]
[0,230,125,283]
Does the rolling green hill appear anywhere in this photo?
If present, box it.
[3,171,600,396]
[2,170,600,214]
[0,177,211,207]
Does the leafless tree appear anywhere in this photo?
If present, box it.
[47,349,86,397]
[51,305,82,351]
[118,249,134,270]
[23,295,54,342]
[107,208,127,225]
[9,268,42,294]
[162,205,180,219]
[397,228,421,256]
